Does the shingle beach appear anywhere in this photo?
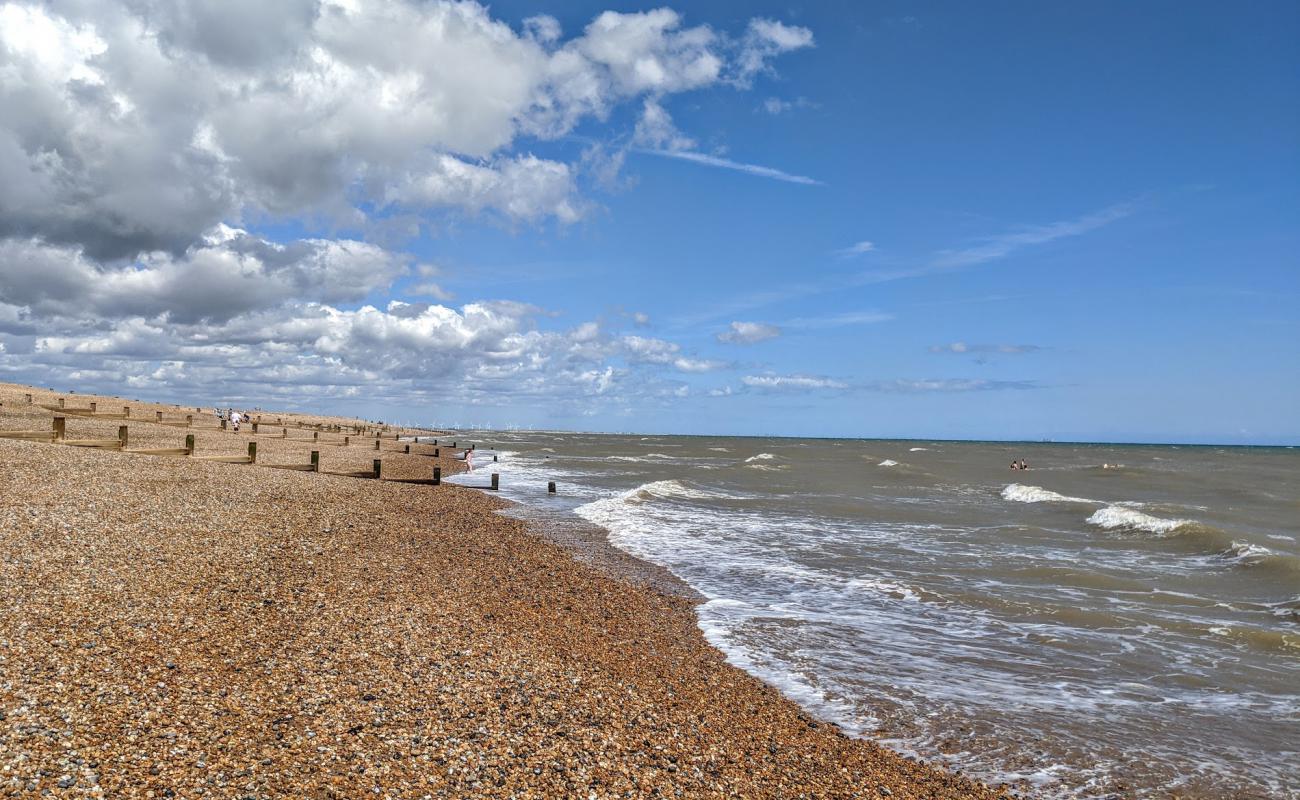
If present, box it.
[0,383,1008,799]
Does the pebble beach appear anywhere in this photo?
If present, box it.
[0,383,1008,799]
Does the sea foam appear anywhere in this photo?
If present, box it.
[1086,506,1193,535]
[1001,483,1094,504]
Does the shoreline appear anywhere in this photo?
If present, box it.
[0,383,1010,798]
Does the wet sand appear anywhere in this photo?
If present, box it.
[0,383,1010,798]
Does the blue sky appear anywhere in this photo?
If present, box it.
[0,1,1296,442]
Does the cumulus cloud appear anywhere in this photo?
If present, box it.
[717,321,781,344]
[0,0,816,411]
[0,0,812,258]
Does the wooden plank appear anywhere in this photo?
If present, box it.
[62,439,123,449]
[126,448,191,456]
[0,431,55,441]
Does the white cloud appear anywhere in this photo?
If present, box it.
[931,205,1133,269]
[736,19,815,83]
[633,98,697,151]
[760,96,815,115]
[835,240,876,257]
[717,321,781,344]
[0,0,812,257]
[742,374,846,390]
[0,0,816,412]
[783,310,893,329]
[639,148,822,185]
[929,342,1043,354]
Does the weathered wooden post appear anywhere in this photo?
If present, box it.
[548,481,557,494]
[52,416,66,442]
[434,439,438,445]
[156,410,163,422]
[434,448,440,457]
[24,393,31,403]
[452,441,457,448]
[394,433,399,441]
[118,426,128,448]
[282,428,287,438]
[58,397,65,409]
[310,450,320,473]
[414,436,420,443]
[248,442,257,463]
[374,439,380,451]
[184,434,195,456]
[493,454,498,462]
[313,431,319,441]
[123,406,130,417]
[433,466,441,485]
[89,401,97,412]
[373,459,382,479]
[344,436,350,445]
[490,473,499,491]
[220,419,227,431]
[185,414,193,427]
[404,444,410,454]
[252,422,259,434]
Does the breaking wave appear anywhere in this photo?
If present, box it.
[1002,483,1095,504]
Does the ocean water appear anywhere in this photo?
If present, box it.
[443,434,1299,798]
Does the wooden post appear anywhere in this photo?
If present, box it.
[220,419,227,431]
[310,450,320,473]
[89,401,97,412]
[118,426,128,448]
[184,434,195,456]
[434,448,440,457]
[156,410,163,422]
[58,398,65,409]
[490,473,499,491]
[404,444,410,454]
[433,466,441,485]
[344,436,350,445]
[373,459,382,479]
[248,442,257,463]
[24,393,31,403]
[394,433,399,441]
[123,406,130,417]
[313,431,319,441]
[186,414,193,427]
[434,439,438,445]
[252,422,259,434]
[52,416,66,442]
[374,439,380,451]
[452,441,457,448]
[282,428,287,438]
[414,436,420,443]
[548,481,556,494]
[493,454,498,462]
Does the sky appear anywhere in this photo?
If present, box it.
[0,1,1296,443]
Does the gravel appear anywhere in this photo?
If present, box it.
[0,383,1011,798]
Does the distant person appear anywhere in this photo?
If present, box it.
[1010,460,1019,470]
[1019,459,1028,470]
[230,410,242,432]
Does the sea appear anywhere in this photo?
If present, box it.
[437,432,1299,799]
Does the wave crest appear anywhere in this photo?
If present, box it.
[1001,483,1095,504]
[1086,506,1193,535]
